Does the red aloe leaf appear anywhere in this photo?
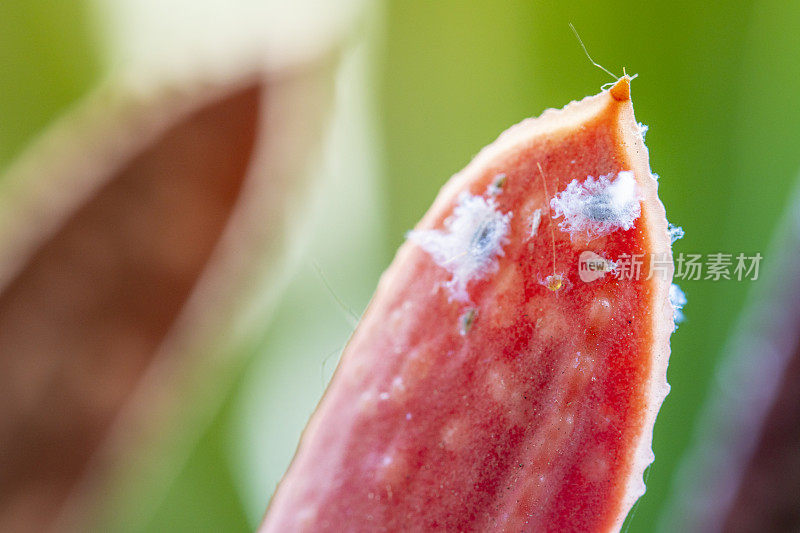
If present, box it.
[263,77,676,532]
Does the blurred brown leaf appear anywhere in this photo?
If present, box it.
[0,56,337,532]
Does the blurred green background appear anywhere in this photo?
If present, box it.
[2,0,798,531]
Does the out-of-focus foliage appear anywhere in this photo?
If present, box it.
[128,409,251,532]
[2,1,800,532]
[0,0,102,173]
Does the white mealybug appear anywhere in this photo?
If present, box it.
[550,170,641,240]
[668,223,685,243]
[669,283,687,330]
[408,192,512,301]
[638,122,649,140]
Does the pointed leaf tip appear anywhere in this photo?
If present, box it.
[610,75,631,101]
